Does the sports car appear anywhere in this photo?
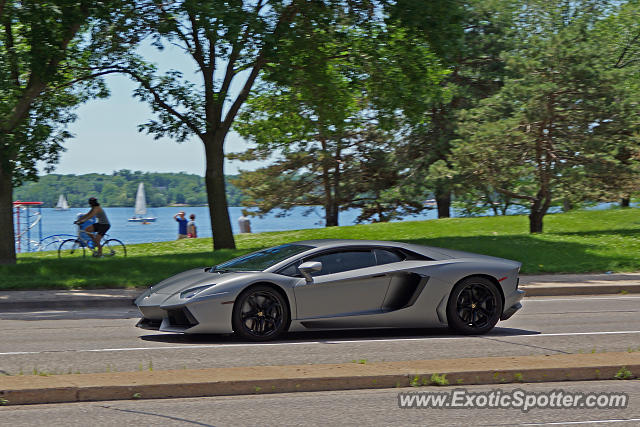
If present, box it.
[135,239,524,341]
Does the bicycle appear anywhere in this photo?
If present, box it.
[58,222,127,258]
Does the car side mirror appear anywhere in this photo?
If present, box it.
[298,261,322,282]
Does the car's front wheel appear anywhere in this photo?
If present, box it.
[232,285,290,341]
[446,276,503,335]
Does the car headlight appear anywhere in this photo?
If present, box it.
[180,285,213,299]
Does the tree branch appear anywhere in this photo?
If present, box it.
[614,30,640,68]
[125,69,204,139]
[219,0,269,99]
[46,68,124,92]
[187,10,208,71]
[2,6,89,132]
[3,18,19,87]
[221,1,301,132]
[495,186,537,202]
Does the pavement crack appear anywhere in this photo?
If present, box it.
[99,405,216,426]
[479,336,571,354]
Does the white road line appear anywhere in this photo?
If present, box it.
[515,330,640,337]
[525,295,640,302]
[1,330,639,356]
[322,330,640,344]
[521,418,640,426]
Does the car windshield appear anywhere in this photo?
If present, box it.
[211,244,312,272]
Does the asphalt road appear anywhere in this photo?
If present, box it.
[1,380,638,426]
[0,295,639,376]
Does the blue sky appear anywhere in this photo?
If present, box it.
[49,44,264,177]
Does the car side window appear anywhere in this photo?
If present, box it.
[278,262,302,277]
[306,250,376,276]
[374,248,405,265]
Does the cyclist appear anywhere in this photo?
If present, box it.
[75,197,110,257]
[75,213,96,248]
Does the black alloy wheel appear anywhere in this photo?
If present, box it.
[232,285,289,341]
[446,276,503,334]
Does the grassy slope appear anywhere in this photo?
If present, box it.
[2,208,639,290]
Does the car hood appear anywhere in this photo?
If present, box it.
[149,268,244,295]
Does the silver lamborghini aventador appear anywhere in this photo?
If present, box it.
[135,239,524,341]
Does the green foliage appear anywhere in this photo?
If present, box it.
[13,171,246,207]
[451,0,640,232]
[614,366,634,380]
[233,14,447,226]
[3,208,640,289]
[430,373,449,386]
[409,376,422,387]
[0,1,143,184]
[391,0,518,218]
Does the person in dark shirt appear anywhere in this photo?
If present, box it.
[174,211,188,239]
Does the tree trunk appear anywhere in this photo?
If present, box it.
[529,209,544,233]
[621,197,630,208]
[435,186,451,218]
[0,158,16,264]
[203,134,235,250]
[320,134,338,227]
[329,143,341,227]
[325,205,338,227]
[529,195,550,234]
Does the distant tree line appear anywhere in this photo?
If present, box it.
[13,171,246,208]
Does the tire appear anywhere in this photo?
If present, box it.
[103,239,127,257]
[446,276,503,335]
[232,285,290,341]
[58,239,86,258]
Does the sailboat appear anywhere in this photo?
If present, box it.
[55,194,69,211]
[128,183,157,223]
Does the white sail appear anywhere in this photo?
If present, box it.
[134,183,147,216]
[55,194,69,210]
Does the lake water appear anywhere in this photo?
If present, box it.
[17,206,439,250]
[15,202,633,252]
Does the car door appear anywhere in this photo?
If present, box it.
[293,249,391,319]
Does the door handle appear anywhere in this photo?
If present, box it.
[370,274,387,278]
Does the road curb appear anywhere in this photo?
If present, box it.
[0,298,137,311]
[0,353,638,406]
[521,283,640,296]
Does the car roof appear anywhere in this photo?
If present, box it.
[288,239,453,260]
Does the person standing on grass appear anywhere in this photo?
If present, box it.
[238,209,252,233]
[75,197,110,257]
[187,214,197,238]
[174,211,188,239]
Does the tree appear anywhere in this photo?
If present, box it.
[392,0,517,218]
[0,1,141,264]
[118,0,378,249]
[596,0,640,207]
[451,1,640,233]
[231,14,445,226]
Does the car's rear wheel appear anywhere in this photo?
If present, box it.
[446,276,503,334]
[232,285,289,341]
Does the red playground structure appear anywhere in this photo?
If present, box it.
[13,201,43,253]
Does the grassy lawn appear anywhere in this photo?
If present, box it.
[2,207,639,290]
